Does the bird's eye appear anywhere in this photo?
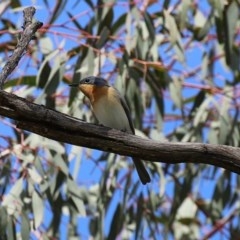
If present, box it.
[85,79,90,83]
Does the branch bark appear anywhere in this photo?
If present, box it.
[0,90,240,174]
[0,7,42,89]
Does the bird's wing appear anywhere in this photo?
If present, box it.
[118,93,135,134]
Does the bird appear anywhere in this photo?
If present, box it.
[69,76,151,184]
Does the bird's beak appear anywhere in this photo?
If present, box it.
[69,83,79,87]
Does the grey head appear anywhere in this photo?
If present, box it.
[69,76,109,87]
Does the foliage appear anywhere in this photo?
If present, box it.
[0,0,240,239]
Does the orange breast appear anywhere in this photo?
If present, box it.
[78,84,94,100]
[92,86,109,104]
[78,84,108,103]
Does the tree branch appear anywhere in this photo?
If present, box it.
[0,90,240,174]
[0,7,42,89]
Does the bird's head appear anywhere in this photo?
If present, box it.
[69,76,109,88]
[69,76,109,101]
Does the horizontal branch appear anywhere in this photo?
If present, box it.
[0,90,240,174]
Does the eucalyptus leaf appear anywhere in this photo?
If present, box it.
[32,190,44,228]
[21,212,30,240]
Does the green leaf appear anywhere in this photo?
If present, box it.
[96,26,110,49]
[163,0,171,9]
[190,90,206,117]
[136,26,149,59]
[0,2,11,16]
[135,193,144,240]
[97,4,113,35]
[53,153,68,176]
[90,216,99,237]
[169,77,182,109]
[208,121,219,144]
[68,146,83,180]
[223,1,239,70]
[39,37,54,55]
[48,0,68,24]
[36,50,59,88]
[28,167,43,184]
[176,197,197,219]
[164,10,180,44]
[174,197,199,239]
[3,76,36,89]
[43,51,67,108]
[210,173,230,221]
[179,0,191,30]
[195,11,212,41]
[193,95,213,127]
[125,12,133,53]
[146,69,169,119]
[107,203,123,240]
[70,194,86,216]
[126,71,144,129]
[0,207,8,237]
[219,86,232,144]
[68,53,83,106]
[215,15,224,43]
[2,177,23,215]
[10,0,21,8]
[164,10,184,61]
[7,216,16,240]
[143,12,155,42]
[111,13,127,34]
[209,0,224,19]
[75,48,95,77]
[21,212,30,240]
[32,190,44,229]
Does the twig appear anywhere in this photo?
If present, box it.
[201,208,238,240]
[0,7,42,89]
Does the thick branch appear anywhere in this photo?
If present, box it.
[0,7,43,89]
[0,90,240,174]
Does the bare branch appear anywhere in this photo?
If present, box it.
[0,7,43,89]
[0,90,240,174]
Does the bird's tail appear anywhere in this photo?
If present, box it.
[132,158,151,184]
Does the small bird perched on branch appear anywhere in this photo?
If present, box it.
[69,76,151,184]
